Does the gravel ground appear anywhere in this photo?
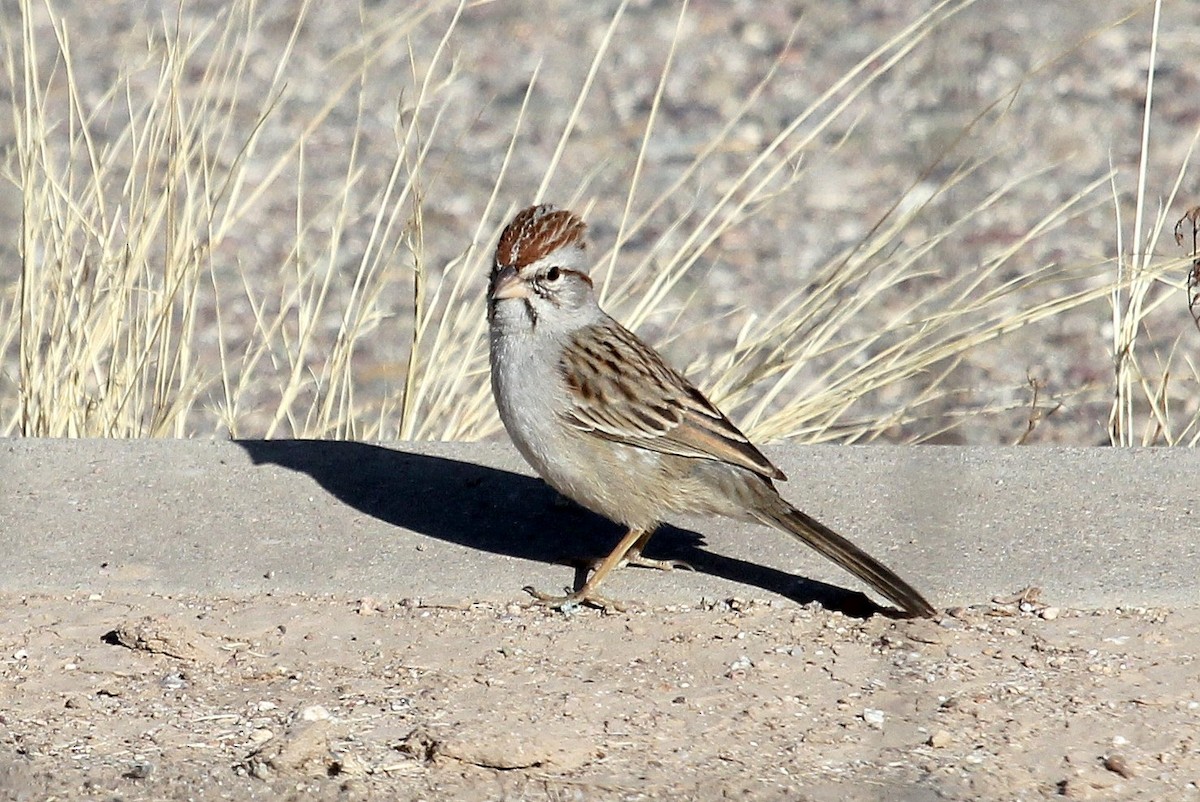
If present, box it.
[2,591,1199,801]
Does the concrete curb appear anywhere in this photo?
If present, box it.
[3,439,1196,611]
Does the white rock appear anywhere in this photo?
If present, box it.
[300,705,331,721]
[863,708,885,727]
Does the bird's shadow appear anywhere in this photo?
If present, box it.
[236,440,893,618]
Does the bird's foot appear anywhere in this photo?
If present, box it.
[622,554,693,572]
[577,549,693,573]
[522,585,627,613]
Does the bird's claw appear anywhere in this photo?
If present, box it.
[623,555,693,572]
[577,552,692,573]
[522,585,627,613]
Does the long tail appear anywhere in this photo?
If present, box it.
[761,503,936,618]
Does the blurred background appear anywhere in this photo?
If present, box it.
[2,0,1197,444]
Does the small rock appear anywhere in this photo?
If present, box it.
[159,672,187,690]
[928,730,952,748]
[243,720,331,780]
[330,753,370,776]
[249,728,275,745]
[1040,607,1061,620]
[103,619,223,663]
[64,696,91,711]
[726,655,753,678]
[300,705,330,722]
[862,708,885,727]
[1103,753,1135,778]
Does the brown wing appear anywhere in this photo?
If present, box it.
[558,319,786,481]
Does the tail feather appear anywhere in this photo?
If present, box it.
[763,504,935,618]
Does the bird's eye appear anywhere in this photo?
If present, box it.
[545,266,562,282]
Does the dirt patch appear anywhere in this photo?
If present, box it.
[1,591,1197,800]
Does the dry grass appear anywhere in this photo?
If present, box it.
[0,0,1191,443]
[3,0,452,437]
[1106,0,1200,446]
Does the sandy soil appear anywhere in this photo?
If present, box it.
[2,590,1197,801]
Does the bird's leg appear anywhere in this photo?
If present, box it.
[621,528,693,572]
[574,528,692,574]
[525,527,647,612]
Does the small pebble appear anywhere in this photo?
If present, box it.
[160,673,187,690]
[300,705,330,721]
[249,728,274,745]
[1104,753,1135,778]
[332,753,370,776]
[1040,607,1061,620]
[928,730,952,748]
[728,655,753,672]
[862,708,885,727]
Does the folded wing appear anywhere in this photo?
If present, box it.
[558,319,786,482]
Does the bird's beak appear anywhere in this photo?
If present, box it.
[490,265,529,301]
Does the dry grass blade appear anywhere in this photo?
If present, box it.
[2,0,452,438]
[438,0,1001,443]
[1106,0,1200,447]
[2,1,1188,446]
